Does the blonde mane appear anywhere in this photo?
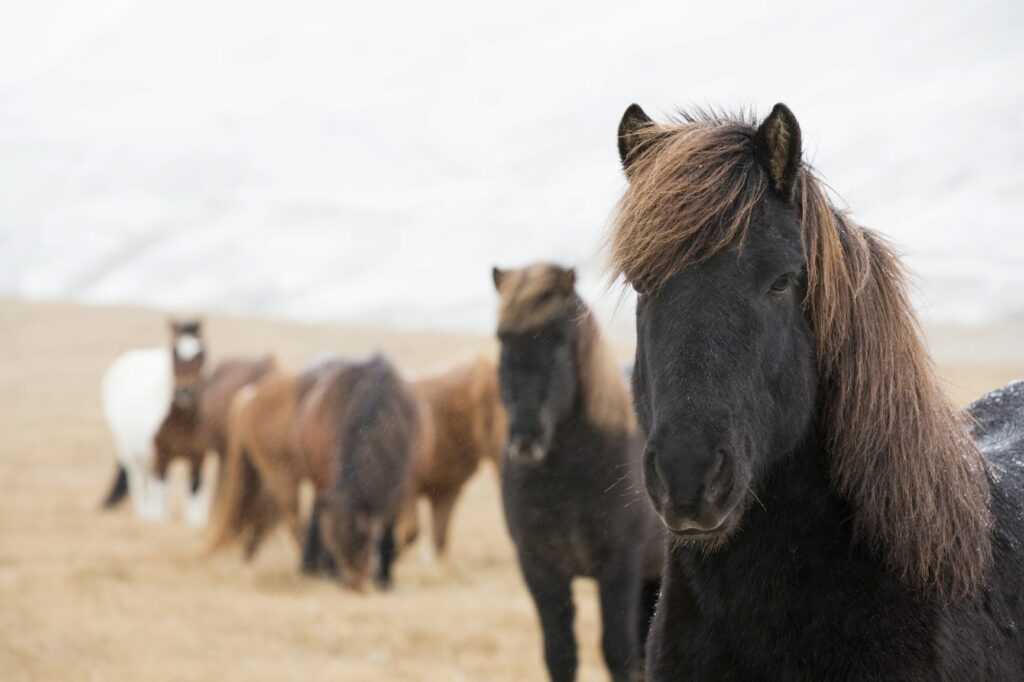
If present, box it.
[609,111,992,599]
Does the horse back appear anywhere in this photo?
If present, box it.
[200,355,278,456]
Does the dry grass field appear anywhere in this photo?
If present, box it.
[1,295,1021,681]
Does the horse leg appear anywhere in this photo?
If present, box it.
[242,493,281,561]
[144,473,169,522]
[300,500,337,578]
[100,463,129,509]
[597,560,643,682]
[375,524,397,590]
[183,456,207,526]
[300,504,324,576]
[429,490,459,559]
[521,559,577,682]
[124,455,148,518]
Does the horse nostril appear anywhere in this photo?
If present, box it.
[643,446,668,504]
[702,447,732,502]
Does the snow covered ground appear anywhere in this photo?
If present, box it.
[1,0,1022,339]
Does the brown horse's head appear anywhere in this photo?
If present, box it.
[169,319,205,409]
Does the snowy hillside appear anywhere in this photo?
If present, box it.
[1,0,1022,338]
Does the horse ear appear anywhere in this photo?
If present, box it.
[492,267,505,291]
[559,268,576,297]
[753,103,802,202]
[618,104,656,175]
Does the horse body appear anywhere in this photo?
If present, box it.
[100,347,173,519]
[211,355,425,590]
[494,264,661,682]
[610,103,1024,679]
[302,357,425,589]
[412,355,505,558]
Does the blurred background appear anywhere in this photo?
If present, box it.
[2,0,1022,338]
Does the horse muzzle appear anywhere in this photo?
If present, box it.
[506,436,547,464]
[642,440,744,538]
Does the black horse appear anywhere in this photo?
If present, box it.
[493,263,661,682]
[610,102,1024,679]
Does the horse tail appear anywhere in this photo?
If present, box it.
[100,463,128,509]
[207,389,268,555]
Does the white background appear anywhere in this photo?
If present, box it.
[1,0,1022,338]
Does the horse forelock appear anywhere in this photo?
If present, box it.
[496,264,574,334]
[609,110,992,599]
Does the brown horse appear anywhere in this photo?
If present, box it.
[150,320,207,522]
[199,355,278,469]
[411,355,506,558]
[210,355,427,590]
[153,343,277,524]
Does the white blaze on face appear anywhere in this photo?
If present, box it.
[175,334,202,361]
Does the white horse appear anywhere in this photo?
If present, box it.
[100,329,206,522]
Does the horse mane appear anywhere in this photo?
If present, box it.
[574,304,636,434]
[609,111,992,599]
[497,264,636,435]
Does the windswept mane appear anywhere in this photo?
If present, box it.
[609,110,992,599]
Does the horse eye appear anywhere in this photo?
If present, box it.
[769,274,794,294]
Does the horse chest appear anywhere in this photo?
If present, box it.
[652,540,940,680]
[501,465,614,577]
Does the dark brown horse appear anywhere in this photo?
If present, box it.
[150,319,207,523]
[611,103,1024,679]
[210,355,427,591]
[411,355,506,558]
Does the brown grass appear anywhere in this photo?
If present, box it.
[0,295,1020,679]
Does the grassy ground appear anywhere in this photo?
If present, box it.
[1,296,1020,681]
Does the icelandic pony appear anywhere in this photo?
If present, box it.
[152,321,209,523]
[152,354,277,524]
[210,355,426,591]
[411,355,505,558]
[199,355,278,471]
[493,264,661,682]
[611,103,1024,678]
[100,319,204,520]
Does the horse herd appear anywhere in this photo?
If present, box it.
[98,103,1024,680]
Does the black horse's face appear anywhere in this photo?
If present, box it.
[498,318,578,464]
[633,197,818,540]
